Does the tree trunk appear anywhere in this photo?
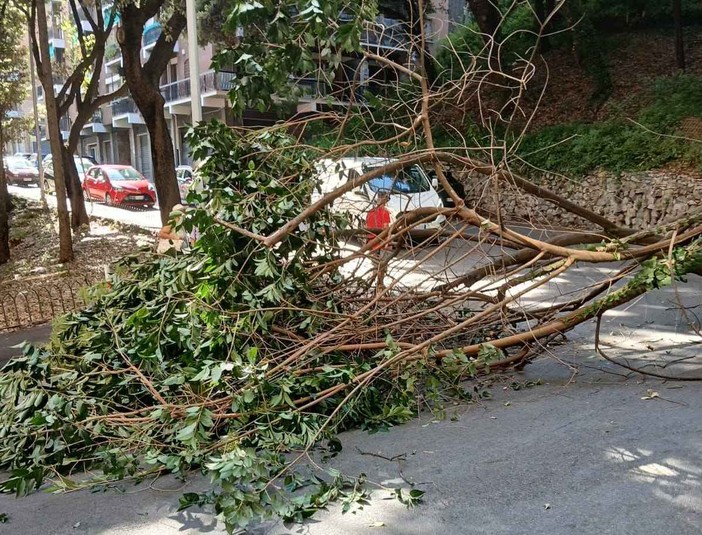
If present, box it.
[467,0,501,43]
[673,0,685,71]
[119,7,184,225]
[65,139,89,230]
[0,126,10,264]
[145,101,180,224]
[533,0,551,52]
[35,0,73,262]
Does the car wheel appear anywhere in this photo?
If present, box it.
[105,193,112,206]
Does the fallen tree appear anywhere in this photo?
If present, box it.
[1,2,701,532]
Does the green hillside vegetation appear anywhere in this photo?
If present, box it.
[518,75,702,176]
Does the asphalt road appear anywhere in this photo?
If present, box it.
[8,184,162,230]
[0,281,699,534]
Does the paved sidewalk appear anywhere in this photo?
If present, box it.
[0,323,52,363]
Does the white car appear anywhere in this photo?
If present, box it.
[313,157,446,230]
[176,165,195,201]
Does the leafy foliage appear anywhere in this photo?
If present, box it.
[214,0,378,114]
[0,124,489,532]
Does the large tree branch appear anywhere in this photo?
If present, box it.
[68,0,88,58]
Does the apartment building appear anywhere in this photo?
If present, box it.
[15,1,466,176]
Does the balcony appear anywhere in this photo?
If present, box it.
[59,115,71,140]
[48,27,65,49]
[293,74,367,113]
[161,78,191,104]
[81,110,107,135]
[201,71,235,94]
[111,97,144,128]
[161,71,235,113]
[105,42,122,74]
[141,21,176,60]
[361,17,409,51]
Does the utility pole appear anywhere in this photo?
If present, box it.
[186,0,202,125]
[28,23,45,206]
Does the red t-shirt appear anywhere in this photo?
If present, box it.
[366,205,391,249]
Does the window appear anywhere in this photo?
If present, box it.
[104,167,143,181]
[365,165,430,194]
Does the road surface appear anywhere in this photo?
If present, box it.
[0,280,700,534]
[9,184,162,230]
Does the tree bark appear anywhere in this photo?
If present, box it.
[118,4,185,225]
[673,0,685,71]
[61,144,89,230]
[0,126,10,264]
[34,0,73,262]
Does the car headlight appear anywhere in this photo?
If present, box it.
[112,186,124,191]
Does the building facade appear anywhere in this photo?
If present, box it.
[14,1,465,176]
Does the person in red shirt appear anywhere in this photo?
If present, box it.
[366,192,392,250]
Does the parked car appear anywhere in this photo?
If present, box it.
[4,156,40,186]
[176,165,194,200]
[14,152,34,161]
[426,169,465,209]
[83,165,156,208]
[313,157,446,230]
[42,155,94,195]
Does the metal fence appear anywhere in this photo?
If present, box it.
[0,277,98,333]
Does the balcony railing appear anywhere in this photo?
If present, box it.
[201,71,235,93]
[89,110,103,124]
[48,27,64,41]
[111,97,139,116]
[161,78,191,103]
[161,71,236,103]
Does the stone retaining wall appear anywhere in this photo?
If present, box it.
[458,169,702,229]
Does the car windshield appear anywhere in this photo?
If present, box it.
[8,158,32,169]
[365,165,430,194]
[104,167,142,181]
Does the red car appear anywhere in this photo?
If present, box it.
[83,165,156,208]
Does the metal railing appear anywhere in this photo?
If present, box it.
[0,277,97,333]
[161,78,191,103]
[111,97,139,116]
[90,110,103,124]
[201,71,235,93]
[48,27,64,41]
[161,71,235,103]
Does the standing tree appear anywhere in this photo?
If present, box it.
[0,0,29,264]
[27,0,73,262]
[53,0,127,230]
[118,0,186,224]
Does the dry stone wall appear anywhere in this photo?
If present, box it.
[458,169,702,230]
